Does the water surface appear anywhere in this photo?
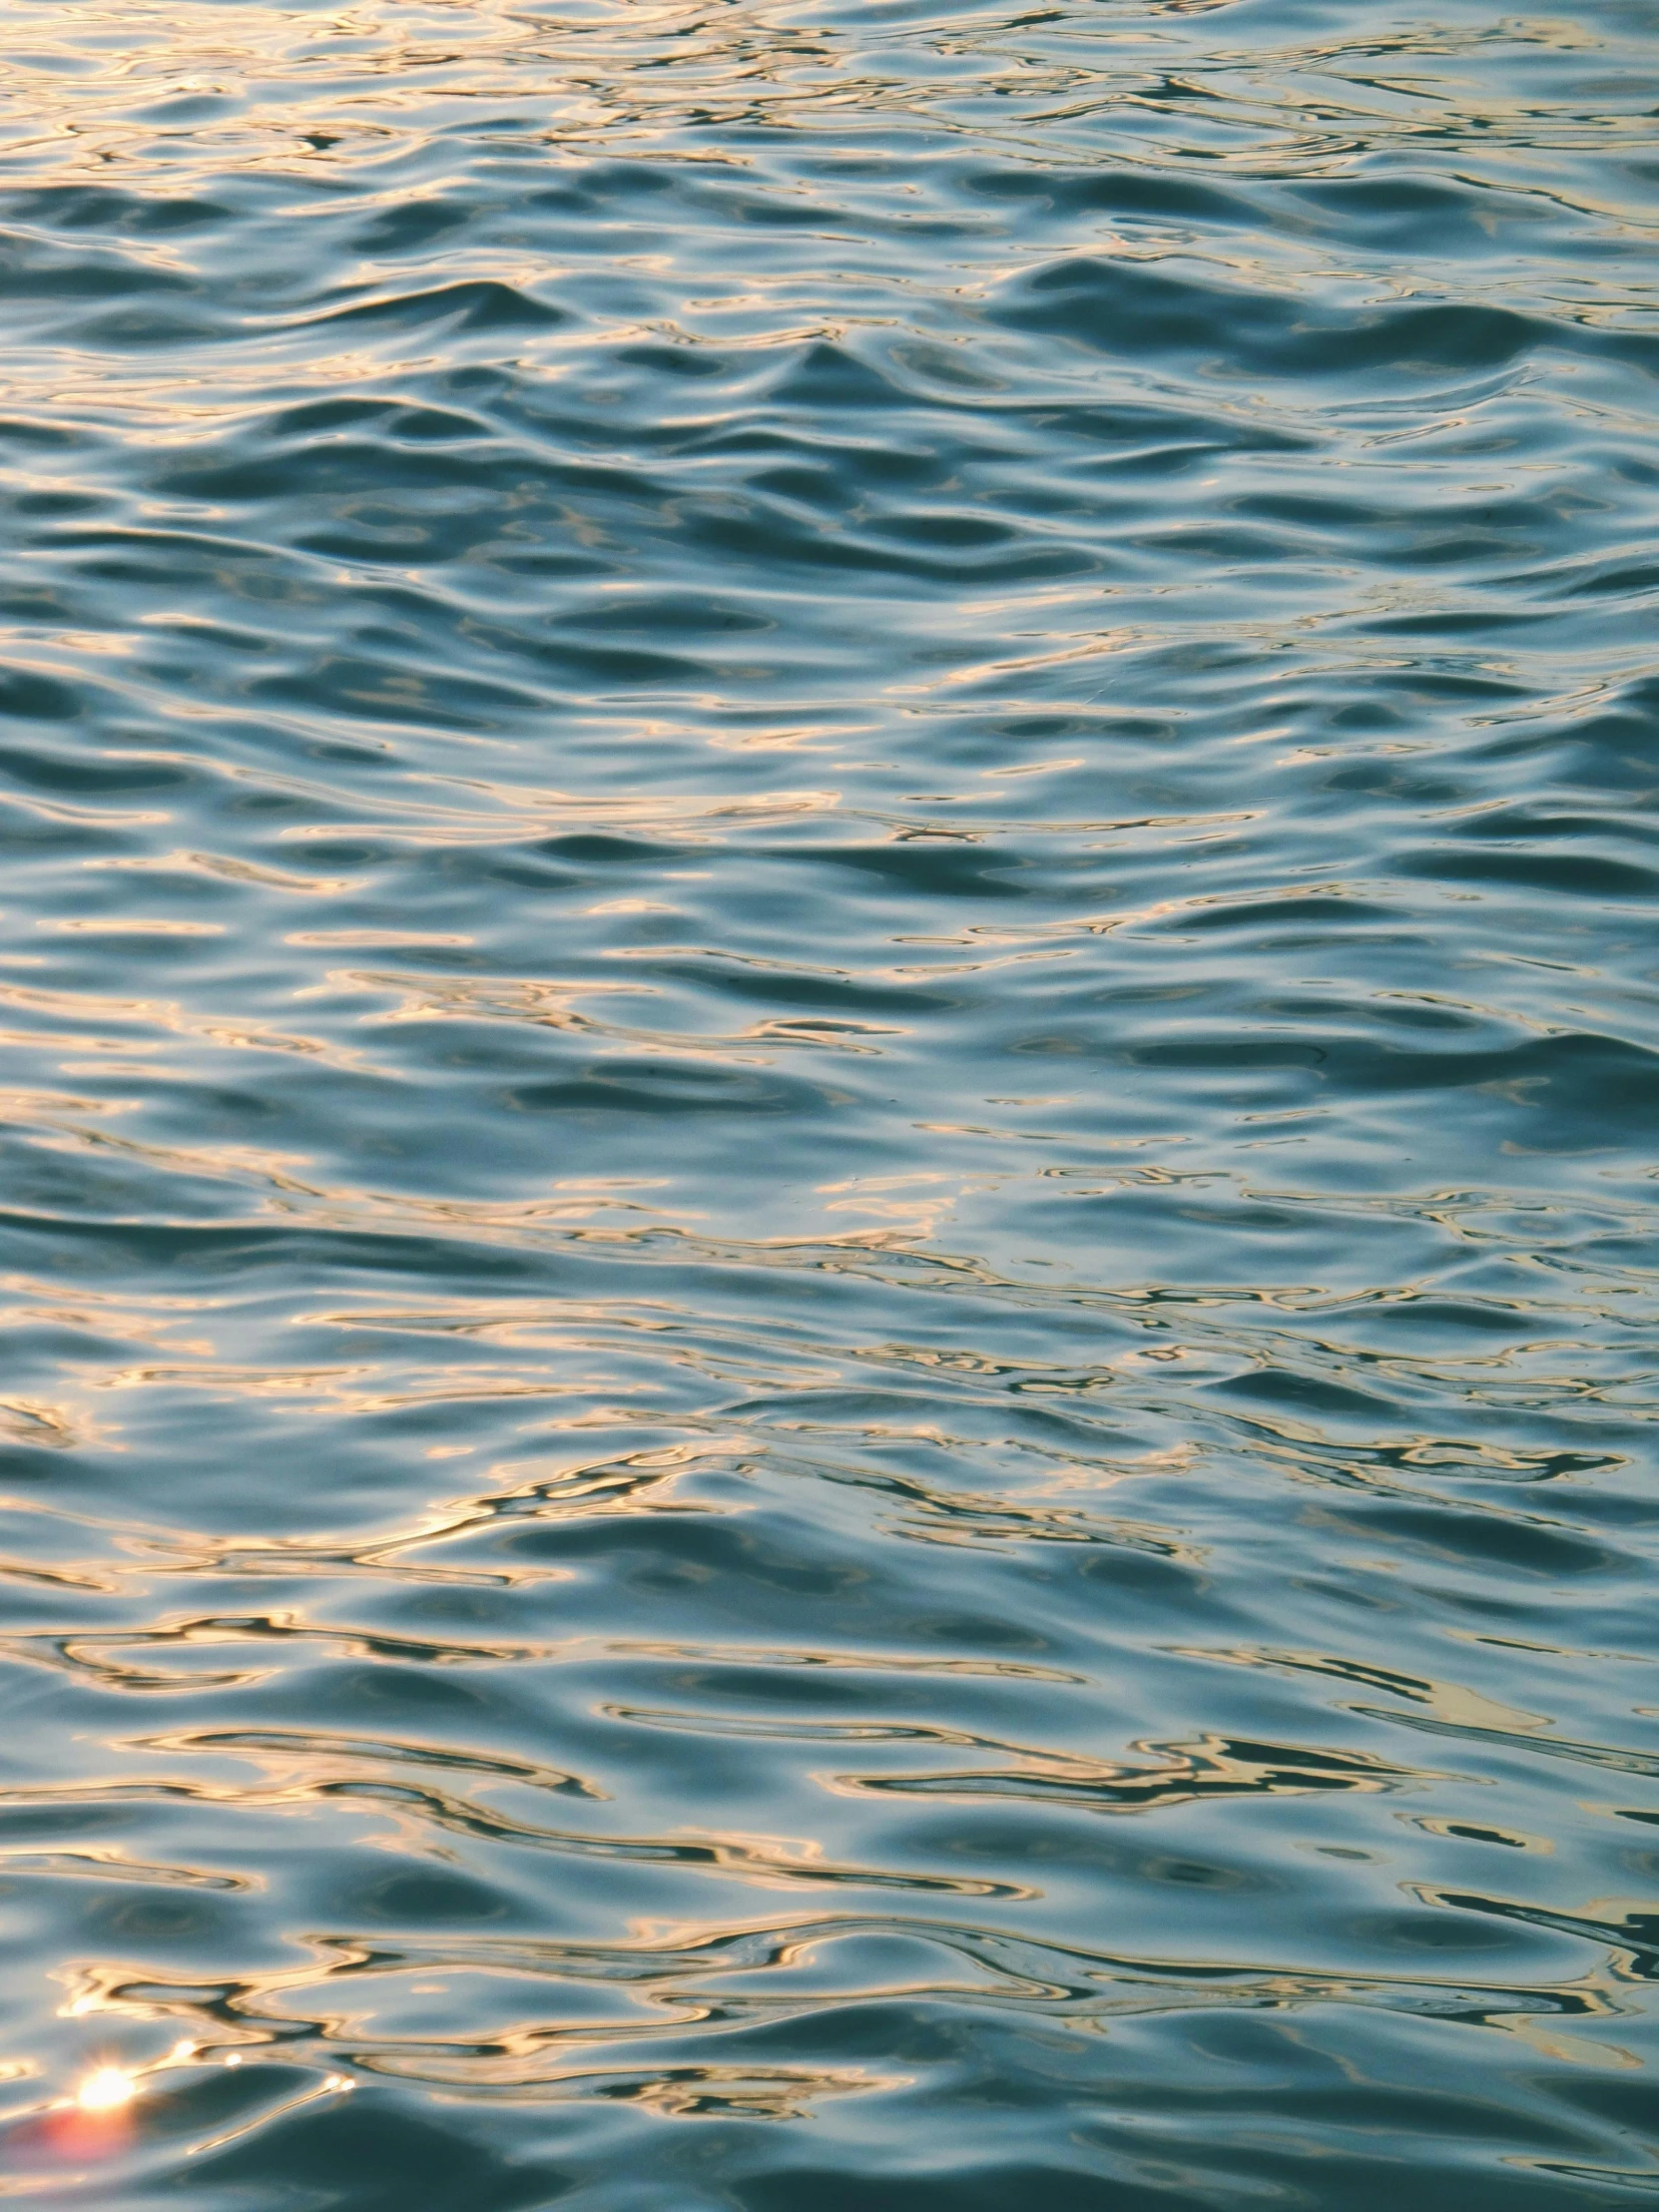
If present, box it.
[2,0,1658,2204]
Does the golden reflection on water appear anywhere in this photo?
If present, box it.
[71,2063,133,2114]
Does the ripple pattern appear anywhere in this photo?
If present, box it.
[2,0,1659,2204]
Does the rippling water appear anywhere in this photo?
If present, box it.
[2,0,1658,2202]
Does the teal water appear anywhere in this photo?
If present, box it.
[2,0,1658,2204]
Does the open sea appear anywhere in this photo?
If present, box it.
[2,0,1658,2204]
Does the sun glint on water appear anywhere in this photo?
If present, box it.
[76,2068,136,2115]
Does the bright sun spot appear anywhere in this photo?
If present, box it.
[77,2067,136,2114]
